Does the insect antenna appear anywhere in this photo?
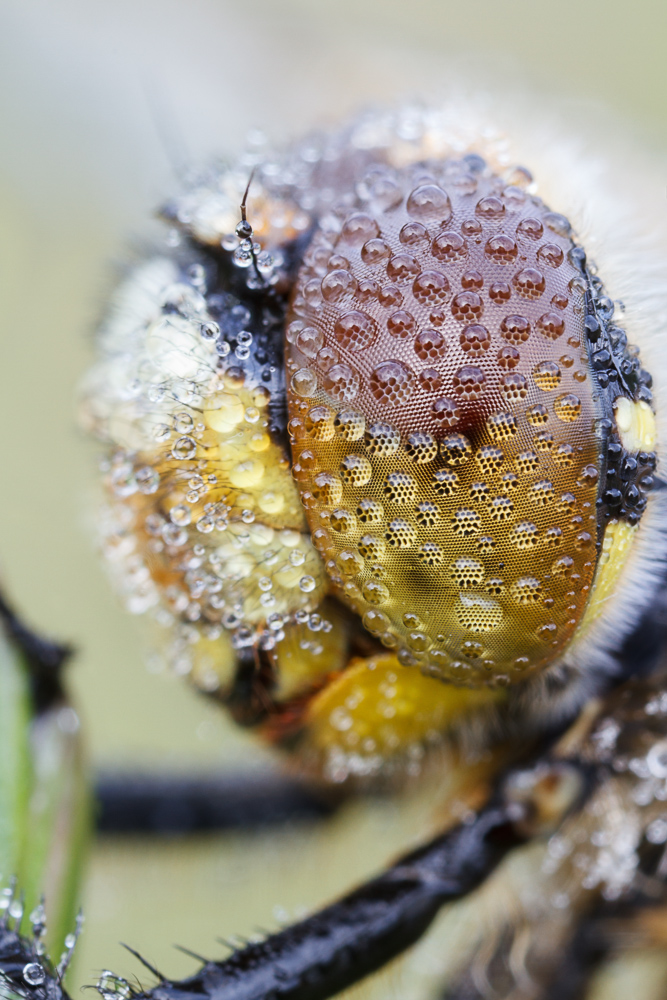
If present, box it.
[141,75,191,185]
[236,170,266,288]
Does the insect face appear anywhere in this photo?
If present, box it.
[82,106,661,774]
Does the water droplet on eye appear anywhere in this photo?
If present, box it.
[489,281,511,304]
[526,404,548,425]
[316,346,339,372]
[500,314,531,343]
[336,549,364,576]
[460,324,491,355]
[500,373,528,399]
[510,521,539,548]
[533,361,561,390]
[406,631,431,652]
[575,531,593,550]
[378,284,403,308]
[357,498,384,524]
[497,345,520,369]
[364,421,400,455]
[291,368,318,397]
[459,271,482,292]
[361,239,392,265]
[555,443,574,466]
[323,363,360,402]
[334,310,378,351]
[358,534,386,560]
[487,412,518,440]
[516,217,544,240]
[296,326,324,358]
[406,184,452,221]
[536,312,565,340]
[340,212,380,245]
[451,290,483,322]
[303,278,323,307]
[387,254,421,282]
[432,469,459,495]
[413,270,450,303]
[476,196,505,219]
[552,555,574,577]
[321,269,357,303]
[510,577,542,604]
[431,397,461,426]
[383,471,417,503]
[440,433,472,465]
[357,278,379,302]
[362,580,390,604]
[461,218,482,238]
[405,432,438,463]
[476,445,504,474]
[544,212,572,237]
[452,365,486,398]
[513,267,545,299]
[312,472,343,505]
[385,519,417,548]
[554,394,582,422]
[417,541,444,566]
[414,328,446,361]
[516,450,540,474]
[415,501,439,526]
[399,221,429,245]
[537,243,565,268]
[431,231,467,262]
[305,405,336,440]
[418,368,444,391]
[363,609,390,634]
[330,508,357,533]
[456,594,503,631]
[369,360,415,405]
[450,558,485,588]
[485,235,518,264]
[172,436,197,460]
[334,408,365,440]
[387,310,416,338]
[340,453,372,485]
[530,480,555,504]
[23,964,45,986]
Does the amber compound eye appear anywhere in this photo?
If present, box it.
[285,159,655,687]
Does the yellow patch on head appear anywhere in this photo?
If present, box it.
[614,397,656,452]
[575,519,638,635]
[300,654,504,770]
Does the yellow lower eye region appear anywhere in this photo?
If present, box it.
[285,166,631,686]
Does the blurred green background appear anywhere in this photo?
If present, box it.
[2,0,667,994]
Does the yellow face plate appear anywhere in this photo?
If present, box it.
[285,165,602,685]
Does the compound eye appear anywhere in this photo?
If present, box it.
[286,161,656,686]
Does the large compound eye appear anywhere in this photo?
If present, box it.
[286,162,657,686]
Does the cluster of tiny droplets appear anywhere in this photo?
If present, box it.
[84,226,330,683]
[541,689,667,912]
[97,971,134,1000]
[0,880,82,996]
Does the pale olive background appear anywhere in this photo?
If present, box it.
[2,1,667,996]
